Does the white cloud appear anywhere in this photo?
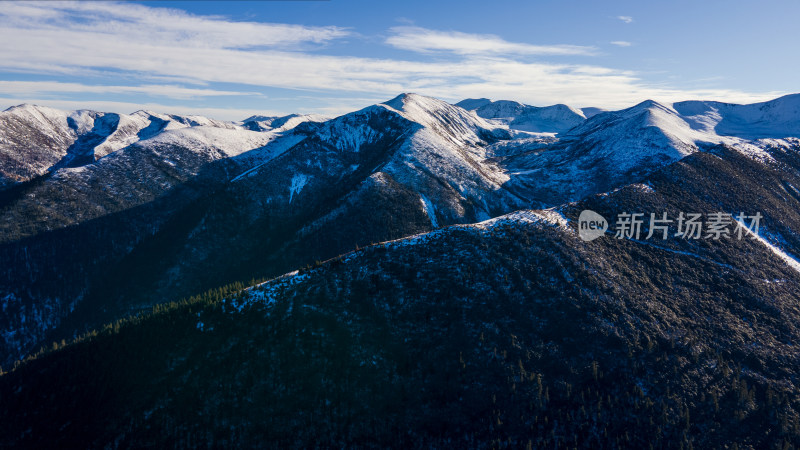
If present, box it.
[386,26,596,56]
[1,1,349,50]
[0,81,259,100]
[392,57,783,110]
[0,2,785,118]
[618,16,634,24]
[611,41,632,47]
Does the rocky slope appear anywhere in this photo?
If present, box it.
[1,92,799,386]
[3,133,800,448]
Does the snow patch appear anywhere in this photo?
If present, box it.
[631,183,655,193]
[226,270,311,313]
[736,219,800,275]
[472,208,570,231]
[231,133,306,182]
[419,194,439,228]
[289,173,310,203]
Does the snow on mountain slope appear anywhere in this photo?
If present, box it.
[83,110,245,162]
[139,126,274,158]
[270,114,329,132]
[456,98,586,134]
[561,100,700,168]
[311,104,403,153]
[85,112,161,158]
[241,114,329,132]
[369,94,523,220]
[504,103,585,134]
[0,125,277,242]
[6,93,798,243]
[382,93,509,144]
[54,111,149,168]
[493,96,800,207]
[484,136,556,157]
[225,93,515,214]
[496,100,705,207]
[568,98,800,166]
[0,123,283,364]
[581,107,607,118]
[3,92,800,370]
[0,104,76,186]
[0,104,251,189]
[161,93,527,294]
[673,93,800,139]
[230,93,756,231]
[132,110,237,131]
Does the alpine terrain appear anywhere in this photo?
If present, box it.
[2,93,800,448]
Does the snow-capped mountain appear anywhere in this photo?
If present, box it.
[5,113,800,448]
[0,104,78,187]
[494,96,800,207]
[151,93,524,303]
[0,117,276,243]
[3,91,800,448]
[2,91,800,374]
[224,93,520,229]
[561,100,701,167]
[241,113,330,132]
[580,106,607,118]
[456,98,587,134]
[0,104,253,189]
[673,93,800,139]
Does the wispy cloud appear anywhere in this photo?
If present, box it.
[0,81,259,100]
[611,41,632,47]
[617,16,634,24]
[386,26,596,56]
[0,1,784,118]
[1,1,349,50]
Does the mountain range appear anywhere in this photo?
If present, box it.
[2,92,800,448]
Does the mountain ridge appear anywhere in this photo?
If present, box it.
[2,91,800,372]
[4,134,800,448]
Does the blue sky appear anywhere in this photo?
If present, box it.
[0,0,797,120]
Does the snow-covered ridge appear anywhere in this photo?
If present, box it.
[0,104,80,186]
[470,208,571,232]
[734,216,800,275]
[240,113,329,132]
[2,103,70,127]
[223,92,800,228]
[0,102,298,189]
[138,125,274,158]
[456,98,586,134]
[313,104,401,152]
[562,100,702,167]
[224,205,574,313]
[673,93,800,139]
[383,93,507,145]
[132,110,237,130]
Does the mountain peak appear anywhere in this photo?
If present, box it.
[382,92,440,111]
[380,92,496,130]
[3,103,34,113]
[241,113,330,132]
[459,99,586,134]
[3,103,66,117]
[671,93,800,139]
[454,98,493,110]
[629,99,669,111]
